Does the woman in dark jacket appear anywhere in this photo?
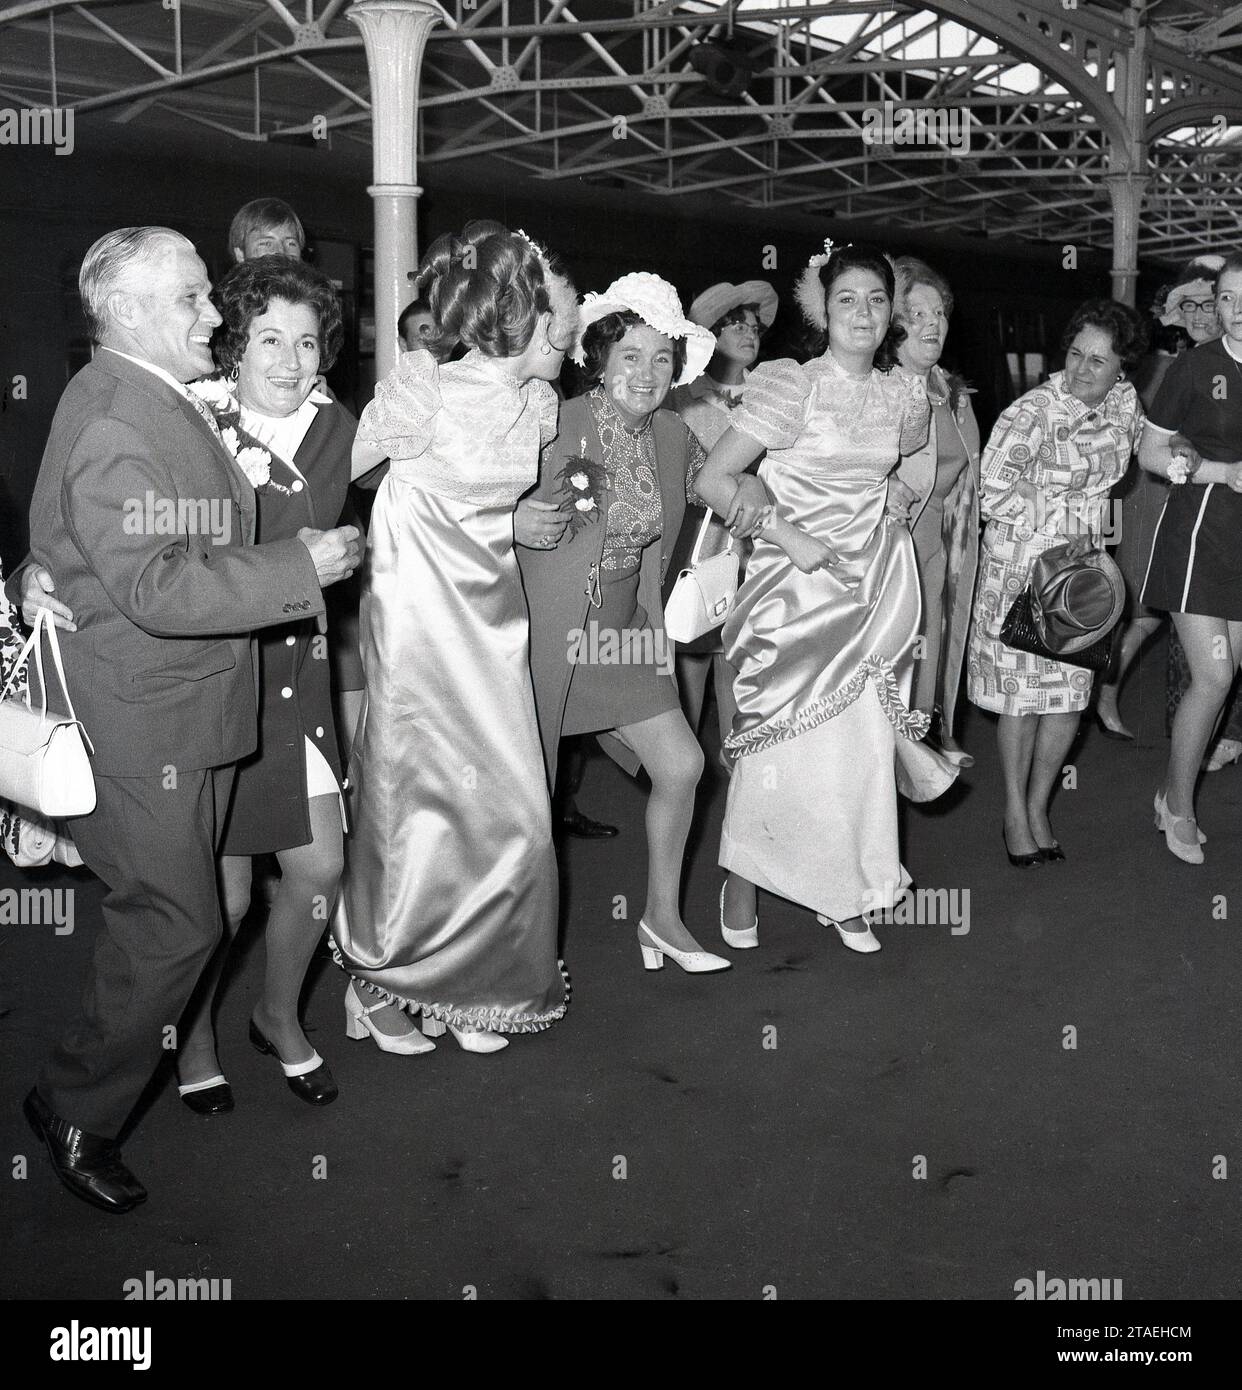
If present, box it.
[517,272,730,975]
[174,257,369,1113]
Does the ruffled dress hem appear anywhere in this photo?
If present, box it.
[724,654,930,760]
[330,942,571,1035]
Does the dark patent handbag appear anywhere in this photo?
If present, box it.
[998,544,1125,673]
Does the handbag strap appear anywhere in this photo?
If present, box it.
[0,610,79,726]
[689,507,735,566]
[39,609,80,725]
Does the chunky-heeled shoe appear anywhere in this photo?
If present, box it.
[1002,825,1043,867]
[177,1075,234,1115]
[248,1020,339,1104]
[1151,790,1206,843]
[1153,790,1205,865]
[637,921,731,973]
[344,982,435,1055]
[1205,737,1242,772]
[420,1016,508,1053]
[816,913,881,954]
[719,882,758,949]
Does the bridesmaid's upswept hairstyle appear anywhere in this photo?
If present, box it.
[413,220,574,361]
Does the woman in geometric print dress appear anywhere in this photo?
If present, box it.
[967,300,1146,866]
[1139,251,1242,865]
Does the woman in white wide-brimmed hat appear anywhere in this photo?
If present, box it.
[517,272,733,974]
[670,280,778,751]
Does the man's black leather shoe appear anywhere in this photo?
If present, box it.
[560,808,619,839]
[22,1088,148,1214]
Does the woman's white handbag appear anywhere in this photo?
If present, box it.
[0,609,95,818]
[664,509,740,643]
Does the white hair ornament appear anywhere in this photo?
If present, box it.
[515,227,580,348]
[794,237,839,330]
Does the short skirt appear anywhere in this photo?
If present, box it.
[561,566,679,736]
[1141,482,1242,620]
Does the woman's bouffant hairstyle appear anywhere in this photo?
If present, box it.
[710,302,768,337]
[579,309,688,387]
[891,255,954,320]
[807,242,904,359]
[874,255,952,372]
[413,219,566,359]
[1061,299,1150,373]
[213,255,343,375]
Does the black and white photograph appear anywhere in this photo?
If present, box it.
[0,0,1238,1351]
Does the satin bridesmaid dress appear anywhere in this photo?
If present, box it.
[333,349,569,1034]
[719,352,953,921]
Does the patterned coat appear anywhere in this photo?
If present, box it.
[966,373,1143,716]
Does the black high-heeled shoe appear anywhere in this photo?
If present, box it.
[248,1020,338,1106]
[1037,841,1066,863]
[1002,825,1042,868]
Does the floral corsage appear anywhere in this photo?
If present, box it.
[556,439,611,538]
[188,377,294,495]
[1165,433,1201,485]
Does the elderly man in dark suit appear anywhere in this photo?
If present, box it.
[12,226,359,1213]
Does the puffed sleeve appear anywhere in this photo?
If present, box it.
[978,393,1047,523]
[898,371,931,454]
[732,359,813,451]
[356,349,443,460]
[530,378,560,449]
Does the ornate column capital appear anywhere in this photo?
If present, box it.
[348,0,441,189]
[350,1,441,377]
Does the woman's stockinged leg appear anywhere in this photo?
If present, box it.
[617,708,705,953]
[1166,614,1242,827]
[1026,711,1080,847]
[997,713,1040,855]
[675,652,711,738]
[1096,613,1161,736]
[176,854,252,1086]
[252,794,345,1065]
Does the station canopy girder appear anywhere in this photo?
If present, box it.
[4,0,1242,263]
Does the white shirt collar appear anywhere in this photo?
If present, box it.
[99,346,192,400]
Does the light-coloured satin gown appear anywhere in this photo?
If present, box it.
[333,349,568,1033]
[720,353,952,921]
